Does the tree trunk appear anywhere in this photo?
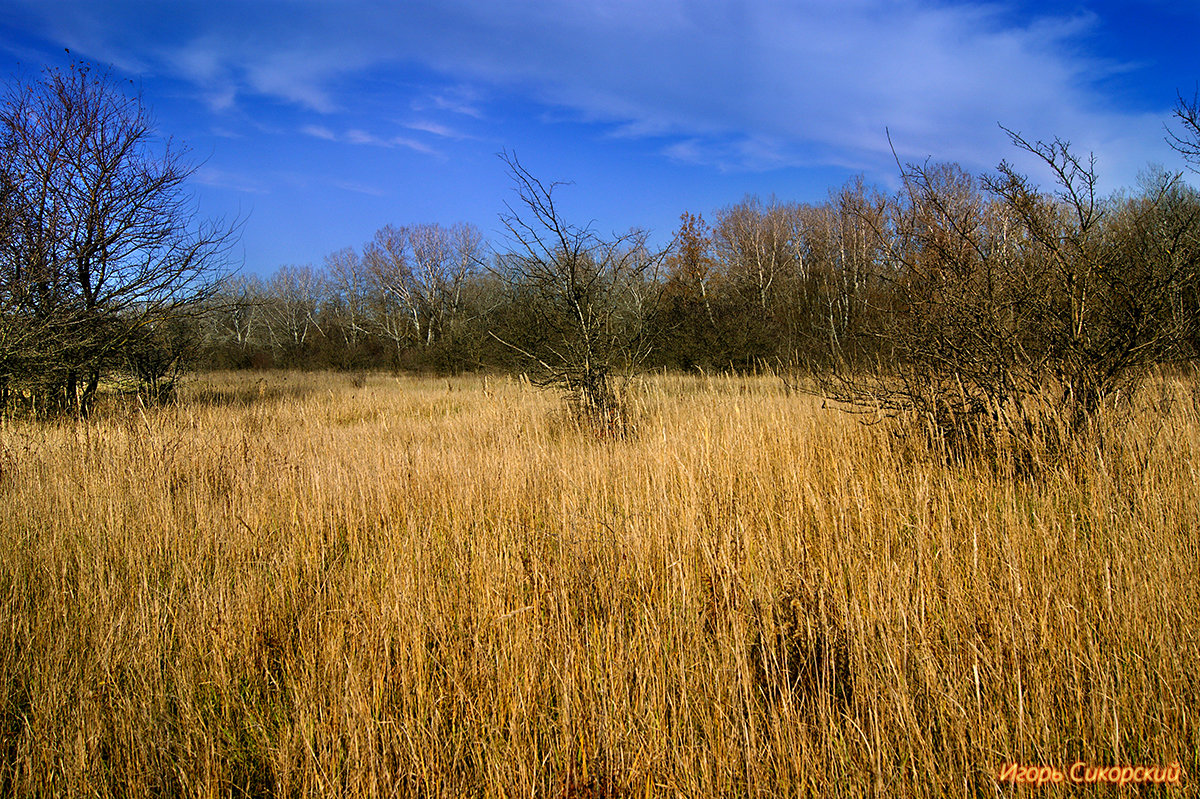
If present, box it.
[79,368,101,418]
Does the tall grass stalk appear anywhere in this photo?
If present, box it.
[1,371,1196,796]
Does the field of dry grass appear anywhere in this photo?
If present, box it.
[0,370,1197,796]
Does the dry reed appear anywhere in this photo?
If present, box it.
[0,370,1196,796]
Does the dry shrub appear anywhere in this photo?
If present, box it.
[751,577,853,714]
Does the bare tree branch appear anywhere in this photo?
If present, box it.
[1,62,239,414]
[490,151,669,424]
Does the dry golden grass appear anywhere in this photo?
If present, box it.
[0,370,1197,797]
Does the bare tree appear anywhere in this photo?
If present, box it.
[819,160,1046,446]
[198,273,268,368]
[362,222,483,363]
[123,314,199,403]
[986,130,1200,423]
[208,275,266,348]
[1167,89,1200,172]
[820,130,1200,457]
[261,265,326,361]
[492,152,668,421]
[713,197,790,314]
[406,222,483,346]
[325,247,369,349]
[0,62,237,414]
[362,224,416,361]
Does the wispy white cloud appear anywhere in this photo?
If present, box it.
[332,179,387,197]
[303,124,439,155]
[165,35,236,109]
[391,137,438,155]
[300,124,337,141]
[344,129,380,146]
[413,86,485,118]
[404,120,468,139]
[192,166,268,194]
[7,0,1180,187]
[240,47,355,113]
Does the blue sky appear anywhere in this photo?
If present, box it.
[3,1,1197,275]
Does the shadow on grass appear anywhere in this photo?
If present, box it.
[183,374,316,409]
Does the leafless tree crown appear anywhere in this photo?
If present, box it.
[491,151,668,418]
[1,63,237,413]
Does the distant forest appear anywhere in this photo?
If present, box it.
[4,64,1200,426]
[197,188,901,375]
[195,163,1200,378]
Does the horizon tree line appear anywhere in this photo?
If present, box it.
[4,61,1200,440]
